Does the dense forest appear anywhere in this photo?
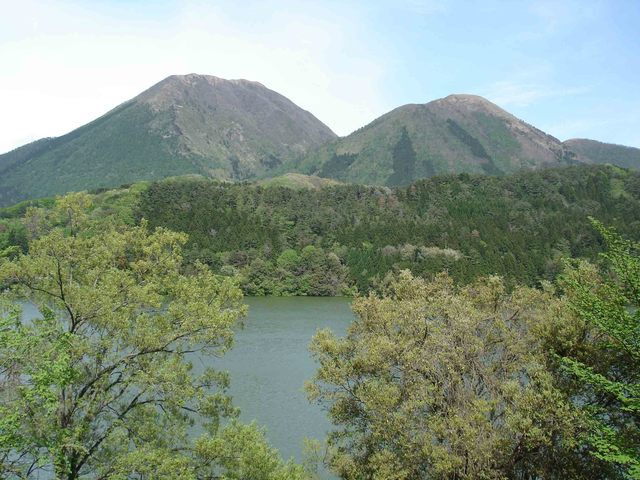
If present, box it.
[132,164,640,294]
[1,165,639,478]
[2,164,640,296]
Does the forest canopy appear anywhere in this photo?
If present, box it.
[2,164,639,296]
[135,165,640,294]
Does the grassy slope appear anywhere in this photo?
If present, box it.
[258,173,342,189]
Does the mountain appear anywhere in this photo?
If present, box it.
[563,138,640,169]
[286,94,579,186]
[4,80,639,207]
[0,74,336,206]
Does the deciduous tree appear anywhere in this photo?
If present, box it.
[0,194,306,479]
[307,271,591,479]
[560,220,640,478]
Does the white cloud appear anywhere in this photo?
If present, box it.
[0,0,390,153]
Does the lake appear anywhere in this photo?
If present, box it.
[20,296,353,475]
[216,297,352,463]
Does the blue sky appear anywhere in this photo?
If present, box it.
[0,0,638,153]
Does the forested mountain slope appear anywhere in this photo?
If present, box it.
[2,165,639,295]
[285,94,579,185]
[564,138,640,169]
[0,74,336,206]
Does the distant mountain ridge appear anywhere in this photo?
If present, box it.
[563,138,640,169]
[0,74,336,206]
[284,94,580,185]
[1,75,639,206]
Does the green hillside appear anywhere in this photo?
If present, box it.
[0,102,197,207]
[0,74,336,206]
[129,164,639,294]
[284,94,578,185]
[564,138,640,169]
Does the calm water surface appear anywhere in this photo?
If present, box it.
[214,297,352,462]
[20,297,353,474]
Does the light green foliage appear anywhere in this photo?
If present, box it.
[560,220,640,478]
[138,165,640,294]
[277,249,301,270]
[0,194,307,479]
[105,421,307,480]
[241,245,350,296]
[193,421,307,480]
[0,218,27,258]
[307,271,588,479]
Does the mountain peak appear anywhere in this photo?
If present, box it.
[290,93,575,186]
[137,73,273,108]
[432,94,512,118]
[0,74,336,206]
[440,93,490,103]
[160,73,266,88]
